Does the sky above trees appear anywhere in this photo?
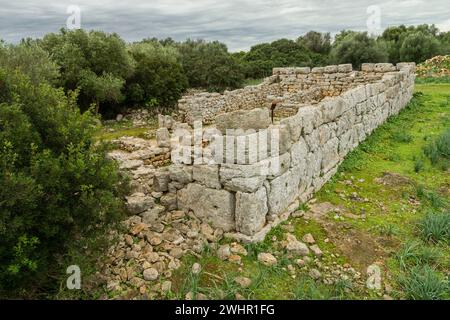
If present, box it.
[1,0,449,51]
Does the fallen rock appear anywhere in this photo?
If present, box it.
[143,268,159,281]
[230,243,248,256]
[217,245,231,260]
[161,281,172,294]
[228,254,242,264]
[126,193,155,214]
[234,276,252,288]
[192,263,202,275]
[309,268,322,280]
[257,252,277,266]
[310,244,323,257]
[285,234,310,256]
[302,233,316,244]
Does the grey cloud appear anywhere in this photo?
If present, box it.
[0,0,448,51]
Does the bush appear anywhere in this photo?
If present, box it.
[177,40,244,91]
[0,41,59,86]
[240,39,314,79]
[400,32,442,64]
[330,31,388,69]
[418,210,450,244]
[0,64,125,296]
[126,42,188,110]
[40,29,135,114]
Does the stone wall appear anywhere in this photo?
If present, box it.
[117,62,416,243]
[176,63,399,125]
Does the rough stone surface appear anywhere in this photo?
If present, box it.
[285,234,310,256]
[215,108,271,132]
[235,186,268,236]
[177,183,235,231]
[257,252,277,266]
[143,268,159,281]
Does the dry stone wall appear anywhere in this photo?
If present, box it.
[177,63,398,125]
[116,62,416,243]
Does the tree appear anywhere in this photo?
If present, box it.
[177,40,244,91]
[241,39,313,79]
[400,31,442,63]
[126,42,188,109]
[79,71,125,113]
[330,31,388,69]
[0,61,125,296]
[0,41,59,86]
[298,31,331,55]
[40,29,135,114]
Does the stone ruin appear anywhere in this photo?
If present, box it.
[109,62,416,243]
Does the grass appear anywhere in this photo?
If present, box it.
[418,210,450,244]
[242,78,264,87]
[423,127,450,170]
[415,76,450,84]
[94,118,158,141]
[398,265,449,300]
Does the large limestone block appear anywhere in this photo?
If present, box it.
[374,63,396,72]
[192,165,221,189]
[306,149,323,179]
[297,106,323,134]
[322,137,340,173]
[126,193,155,214]
[290,137,308,168]
[156,128,171,148]
[235,186,268,236]
[223,176,266,193]
[177,183,235,231]
[268,168,301,215]
[220,162,269,181]
[280,113,303,142]
[320,97,346,123]
[153,171,170,192]
[216,108,271,133]
[168,165,193,184]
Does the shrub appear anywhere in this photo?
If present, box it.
[400,32,442,64]
[330,31,388,69]
[0,64,125,296]
[240,39,314,79]
[177,39,244,91]
[126,42,188,110]
[40,29,135,114]
[0,41,59,86]
[414,158,424,173]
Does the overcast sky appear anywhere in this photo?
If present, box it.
[0,0,449,51]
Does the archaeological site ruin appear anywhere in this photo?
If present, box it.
[109,62,416,243]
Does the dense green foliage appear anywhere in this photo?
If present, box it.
[6,25,445,116]
[0,45,125,296]
[176,39,244,91]
[126,42,188,109]
[330,31,389,69]
[40,29,135,114]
